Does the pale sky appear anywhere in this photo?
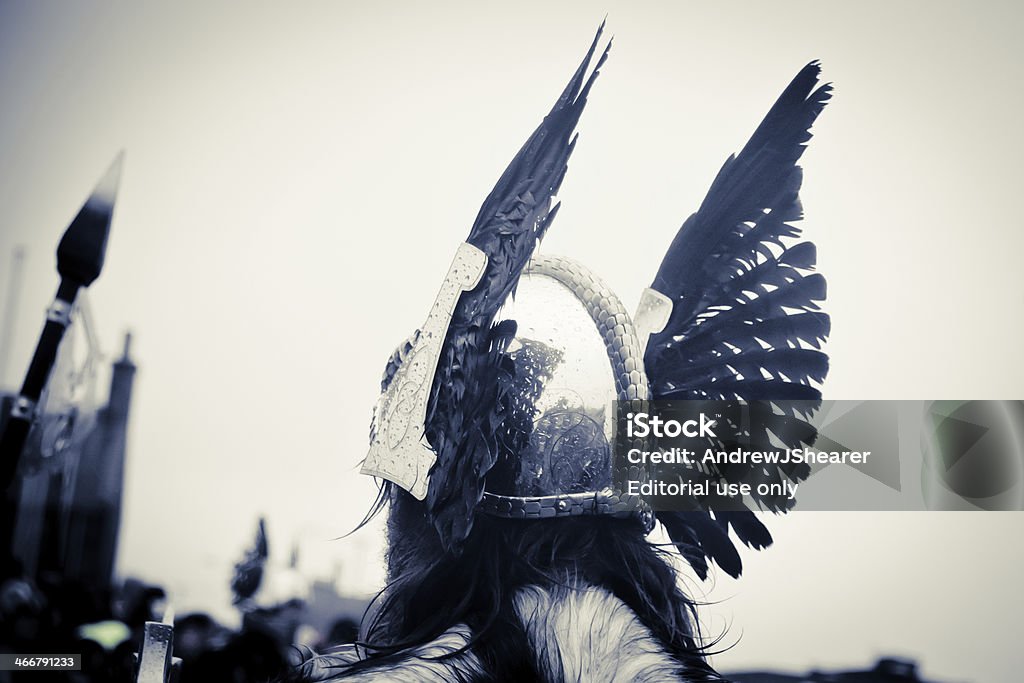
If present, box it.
[1,2,1022,680]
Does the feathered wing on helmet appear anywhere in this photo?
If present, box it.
[642,62,833,579]
[372,25,612,551]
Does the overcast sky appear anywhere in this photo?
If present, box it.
[1,1,1022,680]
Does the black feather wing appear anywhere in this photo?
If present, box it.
[424,26,611,550]
[647,63,832,578]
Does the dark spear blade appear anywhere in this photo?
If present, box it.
[0,152,124,493]
[58,150,123,286]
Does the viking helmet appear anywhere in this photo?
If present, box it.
[362,24,832,579]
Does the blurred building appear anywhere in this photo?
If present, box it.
[729,657,958,683]
[1,298,136,590]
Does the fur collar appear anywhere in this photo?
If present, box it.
[298,627,484,681]
[514,585,689,682]
[303,585,695,681]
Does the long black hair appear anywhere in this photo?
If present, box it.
[325,486,724,681]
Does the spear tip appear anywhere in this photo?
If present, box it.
[90,149,125,209]
[56,151,125,288]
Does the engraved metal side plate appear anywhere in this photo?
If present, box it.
[361,242,488,499]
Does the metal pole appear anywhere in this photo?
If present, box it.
[0,246,26,387]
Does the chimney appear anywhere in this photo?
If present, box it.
[107,331,135,422]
